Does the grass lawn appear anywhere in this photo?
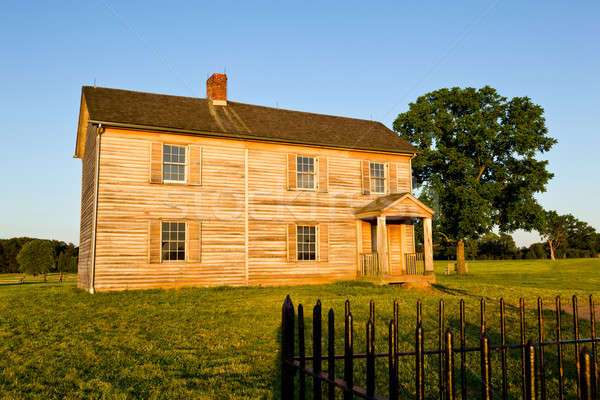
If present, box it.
[1,258,599,399]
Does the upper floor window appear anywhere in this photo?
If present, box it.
[297,225,317,261]
[297,156,315,190]
[163,144,186,183]
[161,221,186,261]
[370,162,386,194]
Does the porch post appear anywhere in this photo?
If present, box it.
[356,219,362,275]
[377,216,389,274]
[423,217,434,275]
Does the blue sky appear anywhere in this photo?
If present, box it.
[1,1,598,246]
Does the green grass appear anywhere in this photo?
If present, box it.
[0,258,599,399]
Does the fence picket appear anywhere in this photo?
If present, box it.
[388,319,398,400]
[370,300,375,327]
[439,299,445,399]
[480,332,491,400]
[344,312,354,400]
[520,297,527,400]
[574,295,581,399]
[525,341,536,400]
[298,304,306,400]
[281,295,295,399]
[500,298,508,400]
[589,295,598,399]
[328,308,335,400]
[480,298,486,334]
[313,300,322,400]
[556,296,565,400]
[537,297,547,400]
[460,299,466,400]
[393,299,399,348]
[580,347,594,400]
[367,319,375,396]
[444,329,455,400]
[416,321,424,400]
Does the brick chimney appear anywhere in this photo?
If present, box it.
[206,73,227,105]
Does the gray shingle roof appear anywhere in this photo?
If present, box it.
[354,193,410,215]
[82,86,417,154]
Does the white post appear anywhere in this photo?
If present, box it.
[423,217,434,275]
[356,219,363,276]
[376,216,389,275]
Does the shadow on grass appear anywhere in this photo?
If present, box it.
[431,283,471,297]
[0,281,55,287]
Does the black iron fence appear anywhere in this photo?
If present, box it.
[281,295,599,399]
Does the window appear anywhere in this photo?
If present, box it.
[297,225,317,261]
[163,144,186,182]
[297,156,315,189]
[370,162,385,193]
[161,221,186,261]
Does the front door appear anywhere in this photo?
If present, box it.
[388,225,403,275]
[370,223,377,253]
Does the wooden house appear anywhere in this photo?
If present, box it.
[74,73,434,292]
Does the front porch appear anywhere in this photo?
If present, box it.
[354,193,435,285]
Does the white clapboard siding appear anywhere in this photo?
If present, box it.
[86,127,416,290]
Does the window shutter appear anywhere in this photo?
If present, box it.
[361,160,370,194]
[188,220,202,262]
[319,224,329,262]
[388,163,398,193]
[287,154,297,190]
[318,157,328,193]
[150,142,163,184]
[188,145,202,186]
[287,223,297,261]
[149,220,161,263]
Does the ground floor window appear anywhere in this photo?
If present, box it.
[297,225,316,261]
[162,221,186,261]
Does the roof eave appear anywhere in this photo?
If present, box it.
[74,92,89,159]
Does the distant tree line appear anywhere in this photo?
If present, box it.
[0,237,78,274]
[416,211,600,261]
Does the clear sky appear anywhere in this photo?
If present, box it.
[1,1,598,246]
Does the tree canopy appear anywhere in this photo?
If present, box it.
[394,86,556,273]
[538,210,598,260]
[16,239,55,277]
[0,238,77,274]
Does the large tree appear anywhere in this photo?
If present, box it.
[16,239,55,281]
[539,211,598,259]
[394,86,556,274]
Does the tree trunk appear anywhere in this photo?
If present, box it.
[548,239,556,261]
[456,239,468,275]
[43,272,47,282]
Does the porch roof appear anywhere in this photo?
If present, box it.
[354,192,435,219]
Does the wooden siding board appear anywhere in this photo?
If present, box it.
[88,127,415,290]
[77,123,97,290]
